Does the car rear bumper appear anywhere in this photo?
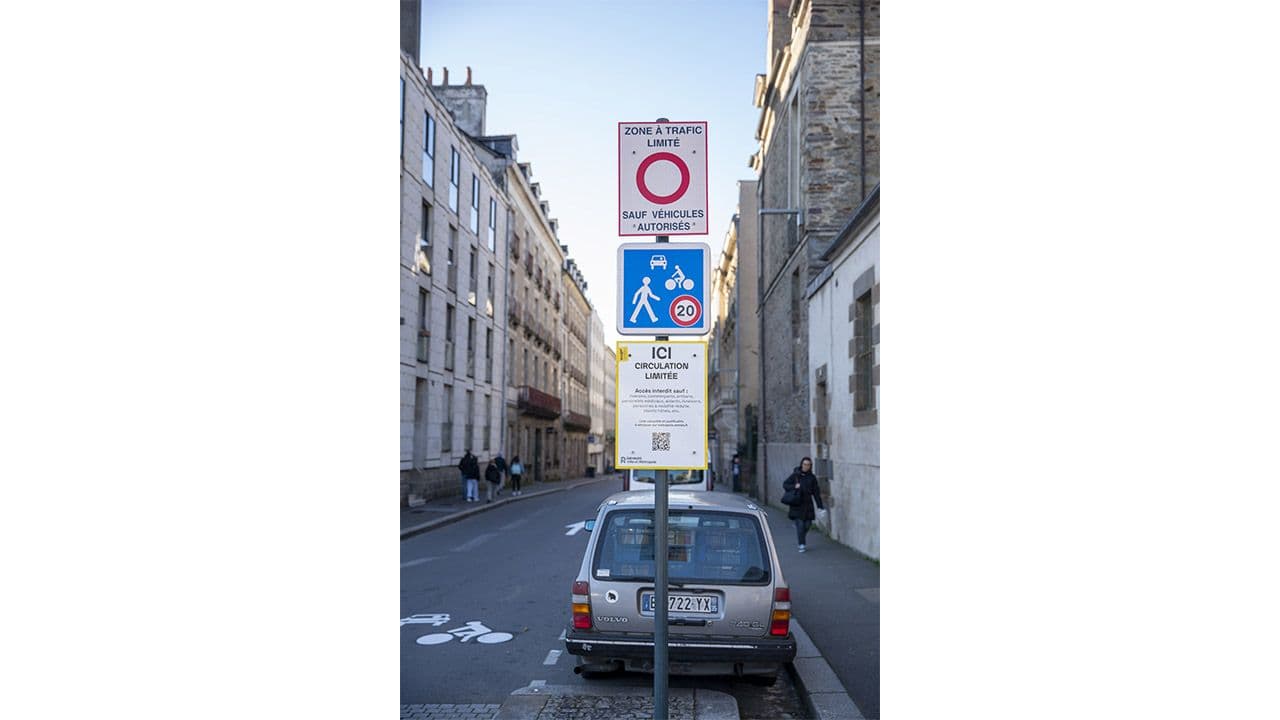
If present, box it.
[564,629,796,664]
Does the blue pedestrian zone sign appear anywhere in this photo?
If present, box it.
[616,242,711,335]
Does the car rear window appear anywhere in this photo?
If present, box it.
[631,469,704,486]
[592,510,770,585]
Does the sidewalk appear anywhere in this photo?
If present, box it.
[401,473,619,540]
[744,489,879,720]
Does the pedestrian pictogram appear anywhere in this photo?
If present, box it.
[629,277,661,323]
[618,121,708,236]
[617,242,710,335]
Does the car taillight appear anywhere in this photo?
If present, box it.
[572,581,592,630]
[770,586,791,636]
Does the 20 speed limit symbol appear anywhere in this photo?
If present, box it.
[670,295,702,327]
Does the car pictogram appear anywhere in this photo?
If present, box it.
[649,255,667,270]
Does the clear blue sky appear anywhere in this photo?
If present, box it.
[421,0,767,347]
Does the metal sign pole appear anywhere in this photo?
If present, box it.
[653,190,670,718]
[652,114,671,720]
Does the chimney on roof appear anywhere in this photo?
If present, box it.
[434,69,487,135]
[426,67,433,84]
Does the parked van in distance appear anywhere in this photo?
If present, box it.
[623,468,712,492]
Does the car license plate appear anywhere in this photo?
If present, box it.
[641,592,720,616]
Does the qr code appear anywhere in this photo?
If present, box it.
[651,432,671,451]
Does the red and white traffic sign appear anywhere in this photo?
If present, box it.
[618,121,708,236]
[670,295,702,327]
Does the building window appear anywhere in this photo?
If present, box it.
[418,202,431,274]
[485,328,493,383]
[487,198,497,251]
[486,263,495,318]
[446,226,458,290]
[417,289,430,363]
[467,250,477,306]
[483,394,491,451]
[442,384,454,454]
[469,174,480,234]
[855,290,875,415]
[413,377,427,468]
[444,304,455,371]
[466,317,476,378]
[422,112,436,187]
[465,390,474,451]
[448,147,460,213]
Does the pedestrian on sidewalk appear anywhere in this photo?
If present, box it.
[509,456,524,496]
[783,457,826,553]
[732,453,742,493]
[494,452,507,495]
[484,458,501,503]
[459,449,481,502]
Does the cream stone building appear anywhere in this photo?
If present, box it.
[400,55,509,503]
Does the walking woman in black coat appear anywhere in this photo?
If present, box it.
[783,457,826,552]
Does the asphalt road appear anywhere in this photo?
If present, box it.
[400,476,810,718]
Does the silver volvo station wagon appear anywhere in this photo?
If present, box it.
[563,490,796,684]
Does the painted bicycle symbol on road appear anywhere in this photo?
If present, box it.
[401,613,514,645]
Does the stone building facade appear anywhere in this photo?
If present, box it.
[707,180,760,495]
[400,53,510,503]
[560,257,592,480]
[603,345,616,471]
[587,311,606,474]
[481,142,568,484]
[750,0,878,508]
[807,187,878,558]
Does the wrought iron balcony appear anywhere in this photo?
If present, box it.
[563,410,591,432]
[517,385,561,419]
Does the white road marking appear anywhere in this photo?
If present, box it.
[500,518,529,531]
[542,649,562,665]
[530,680,546,687]
[558,629,566,640]
[400,557,437,569]
[452,532,496,552]
[564,521,586,536]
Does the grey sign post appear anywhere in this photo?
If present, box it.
[618,116,711,720]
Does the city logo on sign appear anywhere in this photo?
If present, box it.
[618,121,708,236]
[616,242,710,335]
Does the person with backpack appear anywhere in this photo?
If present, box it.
[494,453,508,495]
[458,449,481,503]
[484,457,501,503]
[782,457,826,553]
[509,456,524,496]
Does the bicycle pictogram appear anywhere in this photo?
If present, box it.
[664,265,695,291]
[401,613,514,646]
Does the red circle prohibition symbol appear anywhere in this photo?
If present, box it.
[670,294,702,327]
[635,152,691,205]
